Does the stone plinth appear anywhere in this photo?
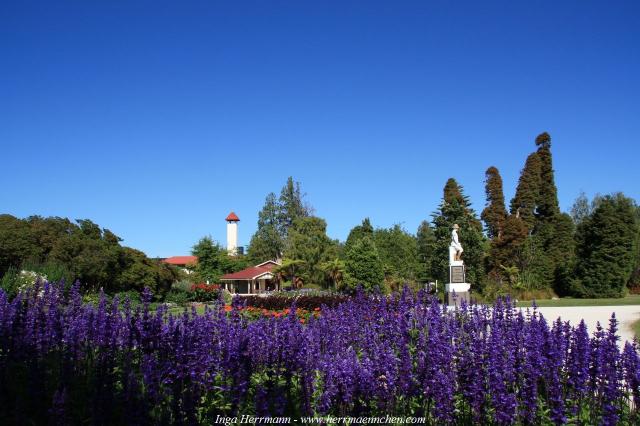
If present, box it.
[445,283,471,306]
[445,262,470,306]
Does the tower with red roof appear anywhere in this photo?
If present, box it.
[226,211,240,256]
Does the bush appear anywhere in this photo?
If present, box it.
[113,290,142,307]
[190,283,220,302]
[164,288,192,305]
[0,267,20,298]
[220,288,232,305]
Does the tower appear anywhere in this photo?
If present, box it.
[225,212,240,256]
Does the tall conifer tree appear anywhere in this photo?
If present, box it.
[248,177,311,262]
[535,132,560,220]
[481,166,508,239]
[510,152,541,231]
[431,178,485,289]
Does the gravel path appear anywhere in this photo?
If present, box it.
[520,305,640,345]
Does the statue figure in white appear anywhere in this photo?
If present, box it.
[449,224,463,263]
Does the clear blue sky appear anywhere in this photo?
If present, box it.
[2,1,639,258]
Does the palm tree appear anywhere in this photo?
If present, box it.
[273,258,306,289]
[321,258,345,290]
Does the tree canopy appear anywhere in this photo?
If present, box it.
[0,215,178,297]
[248,177,311,263]
[573,194,639,297]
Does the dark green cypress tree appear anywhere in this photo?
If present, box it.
[551,213,577,296]
[488,214,529,283]
[481,166,508,240]
[431,178,486,290]
[627,205,640,290]
[510,152,542,231]
[573,194,639,298]
[510,132,570,292]
[535,132,560,220]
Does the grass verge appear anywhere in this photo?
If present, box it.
[516,294,640,308]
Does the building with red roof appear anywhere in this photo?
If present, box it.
[225,212,240,222]
[162,255,197,274]
[220,260,280,294]
[163,256,198,266]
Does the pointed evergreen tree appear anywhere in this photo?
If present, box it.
[444,178,465,205]
[535,132,560,220]
[481,166,508,239]
[482,168,525,284]
[508,132,570,292]
[628,205,640,290]
[492,214,529,270]
[248,193,284,262]
[277,176,311,237]
[551,213,577,296]
[431,178,486,290]
[248,177,312,263]
[510,152,542,231]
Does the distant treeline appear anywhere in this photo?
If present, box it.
[0,215,179,297]
[247,133,640,299]
[2,133,639,300]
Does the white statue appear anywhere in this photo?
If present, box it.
[449,224,463,263]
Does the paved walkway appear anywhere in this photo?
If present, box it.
[521,305,640,345]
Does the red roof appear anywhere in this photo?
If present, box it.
[163,256,198,266]
[225,211,240,222]
[220,262,276,280]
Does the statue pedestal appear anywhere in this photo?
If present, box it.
[445,283,471,306]
[445,261,470,306]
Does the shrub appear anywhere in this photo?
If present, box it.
[190,282,220,302]
[164,288,192,305]
[113,290,142,307]
[0,267,20,298]
[220,288,232,305]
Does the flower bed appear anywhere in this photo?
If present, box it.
[227,305,321,323]
[240,293,348,311]
[1,283,639,424]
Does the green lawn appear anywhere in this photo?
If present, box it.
[515,294,640,308]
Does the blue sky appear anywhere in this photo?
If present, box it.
[2,1,639,257]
